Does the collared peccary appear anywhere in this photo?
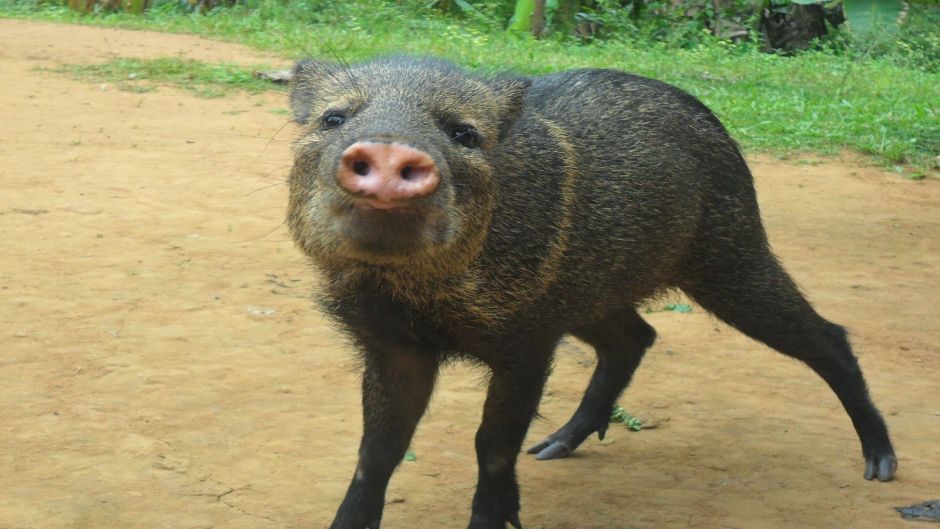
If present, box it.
[286,56,896,529]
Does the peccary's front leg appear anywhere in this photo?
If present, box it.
[330,346,439,529]
[468,349,553,529]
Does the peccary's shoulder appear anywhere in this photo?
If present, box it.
[520,67,743,178]
[527,68,723,131]
[529,68,700,105]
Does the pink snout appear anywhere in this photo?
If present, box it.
[337,142,440,208]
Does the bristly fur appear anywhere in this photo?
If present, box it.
[286,54,897,528]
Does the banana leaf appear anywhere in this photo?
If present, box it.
[508,0,535,31]
[842,0,904,32]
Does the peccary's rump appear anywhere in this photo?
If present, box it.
[286,56,896,529]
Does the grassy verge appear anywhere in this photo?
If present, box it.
[2,0,937,173]
[45,57,279,98]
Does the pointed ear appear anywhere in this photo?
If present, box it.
[485,74,532,141]
[289,59,343,125]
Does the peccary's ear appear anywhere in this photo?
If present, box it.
[289,59,344,125]
[487,75,532,141]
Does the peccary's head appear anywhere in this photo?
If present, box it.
[287,56,529,280]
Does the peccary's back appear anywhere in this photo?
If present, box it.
[482,69,758,321]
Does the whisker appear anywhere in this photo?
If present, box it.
[230,181,288,204]
[238,219,289,243]
[252,119,298,166]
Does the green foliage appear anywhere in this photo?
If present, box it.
[610,405,643,431]
[46,57,277,97]
[868,4,940,72]
[645,302,694,313]
[508,0,535,32]
[898,5,940,71]
[841,0,904,33]
[2,0,937,171]
[819,3,940,74]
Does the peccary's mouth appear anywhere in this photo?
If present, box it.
[349,197,421,213]
[332,201,452,258]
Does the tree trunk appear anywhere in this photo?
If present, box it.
[531,0,546,38]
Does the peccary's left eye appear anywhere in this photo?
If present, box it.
[322,112,346,129]
[449,124,481,149]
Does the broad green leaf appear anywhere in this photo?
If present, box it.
[843,0,904,33]
[508,0,535,32]
[453,0,479,14]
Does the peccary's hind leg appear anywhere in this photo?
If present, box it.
[527,310,656,460]
[680,242,897,482]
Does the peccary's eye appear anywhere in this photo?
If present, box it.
[322,112,346,129]
[449,124,480,149]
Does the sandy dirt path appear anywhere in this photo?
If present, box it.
[1,19,938,529]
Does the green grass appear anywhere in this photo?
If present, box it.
[2,0,938,172]
[45,57,278,98]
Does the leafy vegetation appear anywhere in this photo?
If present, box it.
[645,302,694,313]
[610,405,644,431]
[1,0,937,172]
[45,57,277,97]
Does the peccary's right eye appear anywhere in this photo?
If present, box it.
[449,124,481,149]
[322,112,346,129]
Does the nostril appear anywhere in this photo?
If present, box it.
[338,142,440,201]
[352,160,370,176]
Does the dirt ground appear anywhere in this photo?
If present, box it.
[1,19,938,529]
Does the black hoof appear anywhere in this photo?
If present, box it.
[527,438,573,460]
[467,512,523,529]
[864,453,898,482]
[526,416,608,460]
